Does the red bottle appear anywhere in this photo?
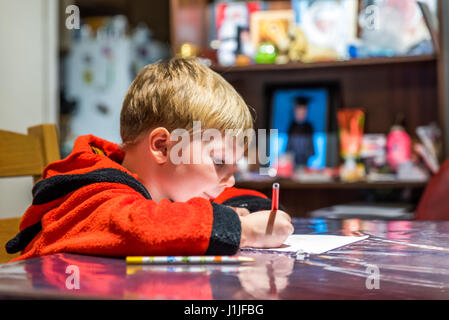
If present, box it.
[386,125,411,171]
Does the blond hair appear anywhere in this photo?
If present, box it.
[120,57,254,147]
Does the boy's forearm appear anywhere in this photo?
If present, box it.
[103,195,242,256]
[12,188,243,260]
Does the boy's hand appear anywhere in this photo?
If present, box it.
[239,210,294,248]
[232,207,251,217]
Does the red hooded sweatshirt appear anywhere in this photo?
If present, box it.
[5,135,272,262]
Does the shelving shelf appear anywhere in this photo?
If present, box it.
[211,54,438,73]
[235,179,428,190]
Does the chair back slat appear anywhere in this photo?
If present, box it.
[0,124,60,263]
[0,218,21,263]
[0,130,45,177]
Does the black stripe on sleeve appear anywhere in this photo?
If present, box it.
[205,203,242,255]
[222,195,278,213]
[32,168,151,205]
[5,221,42,254]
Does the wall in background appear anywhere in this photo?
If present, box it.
[0,0,58,218]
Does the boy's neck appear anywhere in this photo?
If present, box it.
[121,147,166,203]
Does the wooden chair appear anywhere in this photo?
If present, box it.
[415,158,449,221]
[0,124,60,263]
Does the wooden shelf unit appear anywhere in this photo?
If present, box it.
[170,1,445,144]
[217,54,439,135]
[235,179,426,217]
[170,0,448,217]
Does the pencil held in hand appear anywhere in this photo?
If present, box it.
[266,183,280,235]
[271,183,279,211]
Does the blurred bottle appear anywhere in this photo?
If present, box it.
[386,115,411,171]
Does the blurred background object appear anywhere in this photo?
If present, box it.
[2,0,449,221]
[60,8,170,156]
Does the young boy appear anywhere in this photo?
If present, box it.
[6,58,293,262]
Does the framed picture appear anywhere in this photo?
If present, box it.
[292,0,358,58]
[358,0,438,55]
[269,87,331,170]
[417,0,440,54]
[249,9,294,49]
[214,1,263,66]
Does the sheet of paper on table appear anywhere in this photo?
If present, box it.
[242,234,369,255]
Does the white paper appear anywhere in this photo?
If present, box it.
[243,234,369,255]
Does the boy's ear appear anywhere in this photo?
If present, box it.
[148,127,170,164]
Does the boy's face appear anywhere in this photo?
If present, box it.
[294,105,308,123]
[161,133,243,202]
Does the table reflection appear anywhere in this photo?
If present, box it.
[1,218,449,299]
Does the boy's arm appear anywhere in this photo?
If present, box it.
[97,187,242,256]
[10,184,242,261]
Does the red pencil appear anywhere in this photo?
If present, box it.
[266,183,280,235]
[271,182,279,211]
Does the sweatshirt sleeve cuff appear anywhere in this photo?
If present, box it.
[205,203,242,255]
[222,195,273,213]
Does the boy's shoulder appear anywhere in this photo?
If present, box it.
[33,135,150,203]
[43,135,129,179]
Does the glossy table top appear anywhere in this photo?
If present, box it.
[1,218,449,299]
